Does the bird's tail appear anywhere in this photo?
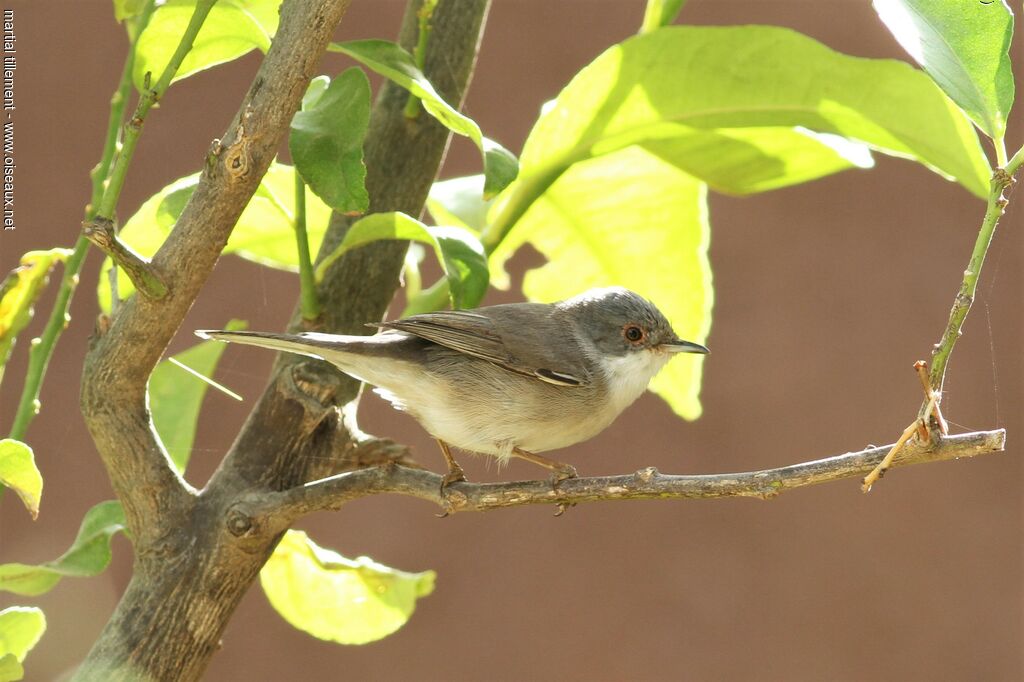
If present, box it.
[195,329,353,361]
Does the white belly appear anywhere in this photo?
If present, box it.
[368,349,672,463]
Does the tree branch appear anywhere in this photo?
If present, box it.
[76,2,358,678]
[213,0,492,490]
[80,0,353,543]
[249,429,1006,524]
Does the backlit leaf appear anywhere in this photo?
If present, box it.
[261,530,435,645]
[0,440,42,520]
[0,249,71,385]
[874,0,1014,140]
[133,0,282,92]
[98,162,333,311]
[0,607,45,669]
[149,320,246,473]
[316,212,488,309]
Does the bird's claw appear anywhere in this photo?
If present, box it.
[436,466,468,518]
[553,502,576,517]
[549,465,577,489]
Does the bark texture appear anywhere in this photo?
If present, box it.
[75,1,490,679]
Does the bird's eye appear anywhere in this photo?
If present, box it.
[623,325,645,343]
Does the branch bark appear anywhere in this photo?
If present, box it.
[245,429,1006,523]
[76,1,491,679]
[75,0,355,678]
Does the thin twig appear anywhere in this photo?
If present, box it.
[403,0,439,118]
[293,170,321,320]
[83,218,168,300]
[7,3,155,441]
[80,0,353,543]
[95,0,218,221]
[246,429,1006,523]
[927,166,1016,395]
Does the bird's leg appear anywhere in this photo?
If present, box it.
[436,439,467,487]
[434,440,467,518]
[512,447,578,485]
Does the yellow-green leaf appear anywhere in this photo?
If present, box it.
[149,320,246,473]
[487,24,989,255]
[316,212,488,309]
[0,653,23,682]
[0,249,71,385]
[0,440,42,520]
[112,0,147,23]
[261,530,435,645]
[0,607,45,670]
[133,0,282,92]
[98,162,332,312]
[874,0,1014,140]
[426,175,492,233]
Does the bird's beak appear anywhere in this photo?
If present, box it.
[661,338,709,354]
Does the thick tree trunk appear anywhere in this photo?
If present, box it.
[75,1,490,679]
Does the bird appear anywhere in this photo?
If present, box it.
[197,287,708,486]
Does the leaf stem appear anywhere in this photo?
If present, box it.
[294,170,321,320]
[1006,143,1024,175]
[994,137,1008,168]
[640,0,687,34]
[926,161,1018,395]
[97,0,218,220]
[8,3,157,440]
[405,166,564,314]
[403,0,438,119]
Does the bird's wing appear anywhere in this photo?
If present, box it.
[374,308,591,387]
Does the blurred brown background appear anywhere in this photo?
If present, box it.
[1,1,1021,680]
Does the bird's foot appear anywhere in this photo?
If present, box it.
[436,462,468,518]
[548,464,578,489]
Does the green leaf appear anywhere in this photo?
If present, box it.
[98,162,333,312]
[487,24,988,250]
[289,68,371,214]
[491,147,711,420]
[640,0,688,33]
[873,0,1014,140]
[426,175,492,233]
[260,530,435,645]
[0,501,126,596]
[316,212,488,309]
[149,320,246,473]
[112,0,147,23]
[0,654,23,682]
[133,0,282,92]
[302,75,330,110]
[330,39,519,198]
[0,607,45,669]
[0,249,71,385]
[632,126,875,196]
[0,441,42,520]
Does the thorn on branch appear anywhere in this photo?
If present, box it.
[82,217,169,301]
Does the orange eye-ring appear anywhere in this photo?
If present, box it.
[623,325,644,343]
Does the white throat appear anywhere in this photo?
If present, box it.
[597,350,671,413]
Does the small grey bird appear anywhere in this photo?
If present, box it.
[198,287,708,484]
